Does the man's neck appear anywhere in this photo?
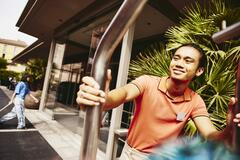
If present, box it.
[166,77,189,98]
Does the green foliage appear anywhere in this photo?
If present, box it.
[0,69,19,86]
[129,44,171,80]
[129,0,240,136]
[0,58,7,69]
[0,57,19,86]
[24,58,47,90]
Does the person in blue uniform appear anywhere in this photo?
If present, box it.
[0,73,39,129]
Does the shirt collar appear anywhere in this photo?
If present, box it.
[158,76,192,102]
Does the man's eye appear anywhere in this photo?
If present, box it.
[185,60,193,63]
[173,56,179,60]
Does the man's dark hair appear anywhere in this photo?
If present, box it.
[173,43,207,68]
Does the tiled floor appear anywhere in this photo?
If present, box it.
[0,86,106,160]
[0,87,62,160]
[0,130,62,160]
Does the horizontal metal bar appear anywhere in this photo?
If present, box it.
[212,21,240,43]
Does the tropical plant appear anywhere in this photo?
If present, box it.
[129,44,171,80]
[24,58,47,90]
[0,69,19,86]
[129,0,240,136]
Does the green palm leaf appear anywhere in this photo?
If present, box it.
[129,44,171,80]
[129,0,240,137]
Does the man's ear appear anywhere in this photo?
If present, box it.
[196,67,204,77]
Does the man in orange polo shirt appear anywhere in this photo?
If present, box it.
[76,43,240,159]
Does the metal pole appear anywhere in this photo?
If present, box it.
[212,21,240,43]
[212,20,240,153]
[106,24,135,160]
[79,0,148,159]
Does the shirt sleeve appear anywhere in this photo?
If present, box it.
[14,82,22,94]
[191,95,209,118]
[130,75,149,95]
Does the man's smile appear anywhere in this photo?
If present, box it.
[172,69,185,74]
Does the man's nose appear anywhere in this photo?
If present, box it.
[175,60,184,67]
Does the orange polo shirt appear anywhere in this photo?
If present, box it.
[127,75,209,153]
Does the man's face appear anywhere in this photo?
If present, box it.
[169,46,203,82]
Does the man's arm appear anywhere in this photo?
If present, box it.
[193,116,224,140]
[193,97,240,144]
[103,83,140,110]
[76,73,140,110]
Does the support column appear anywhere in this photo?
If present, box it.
[105,24,135,160]
[39,39,56,111]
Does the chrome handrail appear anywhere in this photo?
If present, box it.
[212,21,240,153]
[79,0,148,160]
[212,21,240,43]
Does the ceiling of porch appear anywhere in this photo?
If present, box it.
[14,0,201,63]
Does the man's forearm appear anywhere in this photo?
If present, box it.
[207,130,224,140]
[102,83,140,111]
[102,87,128,110]
[207,127,230,144]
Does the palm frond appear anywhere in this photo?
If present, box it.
[183,119,198,137]
[129,0,240,137]
[129,44,171,80]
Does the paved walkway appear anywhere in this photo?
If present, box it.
[0,86,105,160]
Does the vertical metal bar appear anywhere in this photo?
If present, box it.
[232,62,240,153]
[86,27,105,76]
[212,20,240,153]
[79,0,148,160]
[221,20,227,30]
[105,24,135,160]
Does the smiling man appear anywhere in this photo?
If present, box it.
[76,43,240,160]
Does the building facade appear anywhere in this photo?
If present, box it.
[0,38,27,72]
[12,0,200,159]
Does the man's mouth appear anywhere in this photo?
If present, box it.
[173,69,185,74]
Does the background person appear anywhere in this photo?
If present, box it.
[0,73,39,129]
